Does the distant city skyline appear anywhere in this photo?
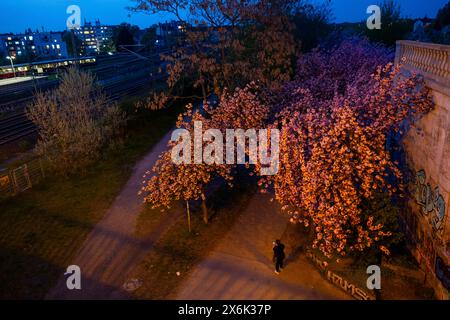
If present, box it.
[0,0,448,34]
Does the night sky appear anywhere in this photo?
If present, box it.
[0,0,447,34]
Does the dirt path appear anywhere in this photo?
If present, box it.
[175,193,350,300]
[46,130,179,299]
[46,127,350,300]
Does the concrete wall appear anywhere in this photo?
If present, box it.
[396,40,450,299]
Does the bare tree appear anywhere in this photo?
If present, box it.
[27,68,126,174]
[130,0,300,108]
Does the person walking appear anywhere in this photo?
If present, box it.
[272,239,285,274]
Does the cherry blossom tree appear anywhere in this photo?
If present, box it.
[208,82,270,130]
[141,105,232,225]
[141,83,270,226]
[294,38,394,100]
[261,40,434,257]
[141,37,434,258]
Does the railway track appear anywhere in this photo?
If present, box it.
[0,53,155,110]
[0,74,162,146]
[0,50,171,147]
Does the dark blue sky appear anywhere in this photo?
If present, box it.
[0,0,447,33]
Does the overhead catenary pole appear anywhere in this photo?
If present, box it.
[6,56,16,78]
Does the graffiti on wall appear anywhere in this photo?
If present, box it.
[306,251,373,300]
[415,170,447,236]
[435,256,450,291]
[420,233,436,270]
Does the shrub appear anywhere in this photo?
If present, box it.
[27,67,126,175]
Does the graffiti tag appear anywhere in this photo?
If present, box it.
[306,251,373,300]
[415,170,447,236]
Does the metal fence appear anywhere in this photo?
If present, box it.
[0,158,45,197]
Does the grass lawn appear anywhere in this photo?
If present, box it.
[128,179,255,299]
[0,100,183,299]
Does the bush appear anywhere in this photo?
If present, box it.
[27,67,126,175]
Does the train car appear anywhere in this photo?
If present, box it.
[0,56,96,79]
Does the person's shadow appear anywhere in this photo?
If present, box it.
[279,220,311,267]
[284,245,304,267]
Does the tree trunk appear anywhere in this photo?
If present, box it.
[201,80,207,104]
[375,251,382,300]
[186,200,191,233]
[201,193,208,225]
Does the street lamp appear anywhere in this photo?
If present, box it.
[6,56,16,78]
